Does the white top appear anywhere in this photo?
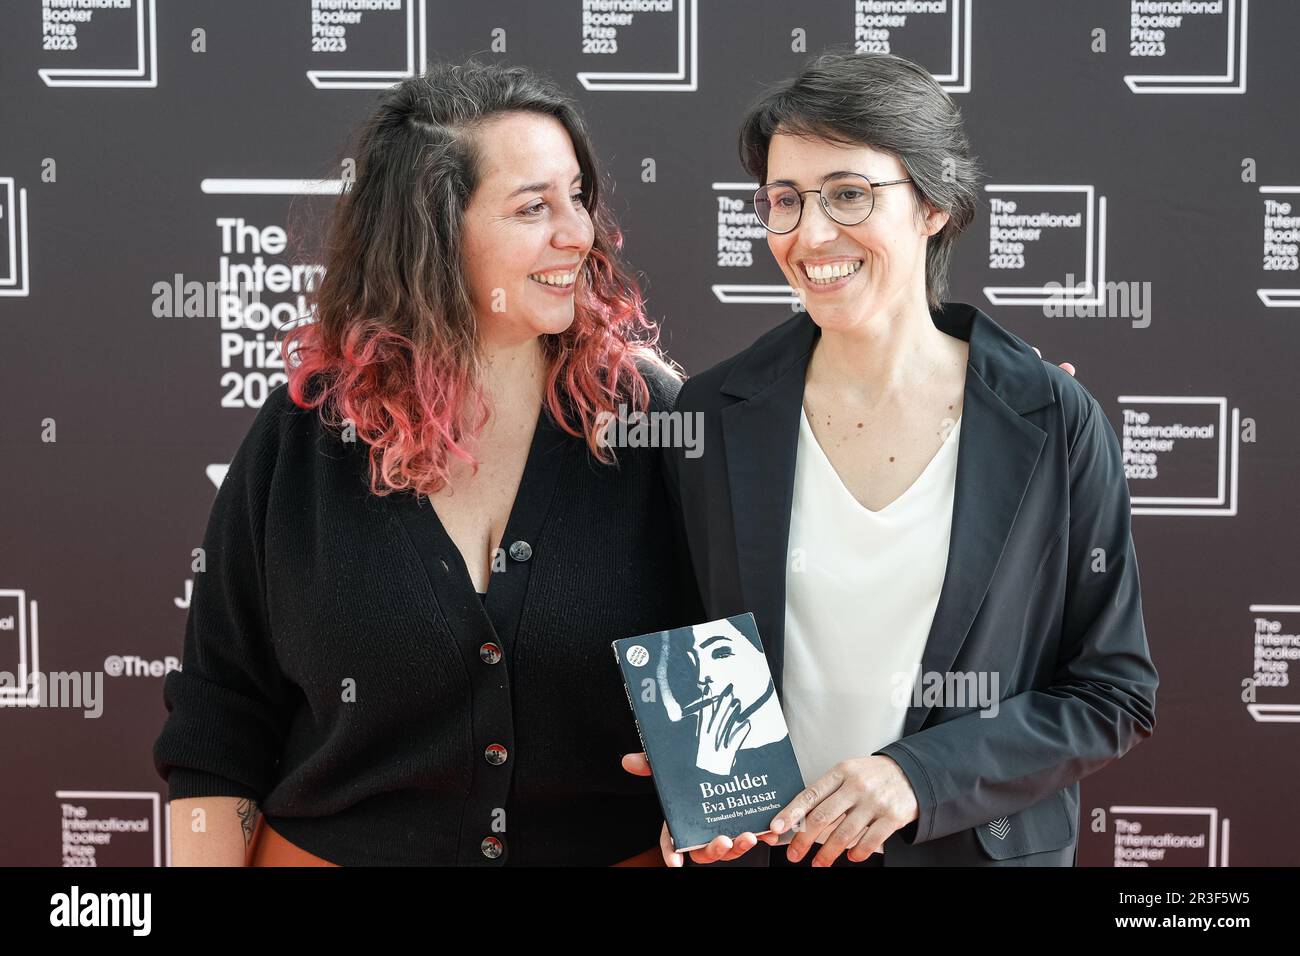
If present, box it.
[782,406,962,786]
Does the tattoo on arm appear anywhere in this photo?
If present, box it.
[236,798,260,848]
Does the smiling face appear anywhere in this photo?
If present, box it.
[763,131,948,333]
[688,620,771,710]
[459,111,595,348]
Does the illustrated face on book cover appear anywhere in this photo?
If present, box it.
[654,619,789,776]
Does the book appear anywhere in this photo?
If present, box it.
[612,612,806,853]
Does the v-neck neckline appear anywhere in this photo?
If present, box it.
[431,404,565,602]
[384,403,573,654]
[797,405,962,517]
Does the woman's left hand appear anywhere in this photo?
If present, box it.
[759,755,919,866]
[621,751,763,864]
[1030,346,1076,378]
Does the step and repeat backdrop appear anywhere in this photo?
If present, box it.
[1,0,1296,866]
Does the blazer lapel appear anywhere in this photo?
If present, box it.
[719,314,818,699]
[900,305,1053,735]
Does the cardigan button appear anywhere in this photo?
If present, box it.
[480,836,503,859]
[479,642,502,664]
[508,540,532,562]
[485,743,508,765]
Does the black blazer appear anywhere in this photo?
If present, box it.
[663,302,1159,866]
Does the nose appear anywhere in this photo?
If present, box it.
[796,195,841,246]
[551,199,593,253]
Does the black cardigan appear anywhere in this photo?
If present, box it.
[152,364,699,865]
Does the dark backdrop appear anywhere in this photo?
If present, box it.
[1,0,1295,866]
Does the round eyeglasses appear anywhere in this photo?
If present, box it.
[752,173,914,234]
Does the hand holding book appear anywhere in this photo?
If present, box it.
[621,750,919,865]
[621,751,764,866]
[761,754,920,866]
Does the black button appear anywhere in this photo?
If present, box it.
[508,540,532,562]
[480,836,503,859]
[479,642,502,664]
[485,743,508,765]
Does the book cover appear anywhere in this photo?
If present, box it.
[612,612,806,853]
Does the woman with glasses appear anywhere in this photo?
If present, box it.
[627,51,1158,868]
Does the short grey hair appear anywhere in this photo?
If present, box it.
[738,50,984,310]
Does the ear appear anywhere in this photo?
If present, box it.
[920,198,950,238]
